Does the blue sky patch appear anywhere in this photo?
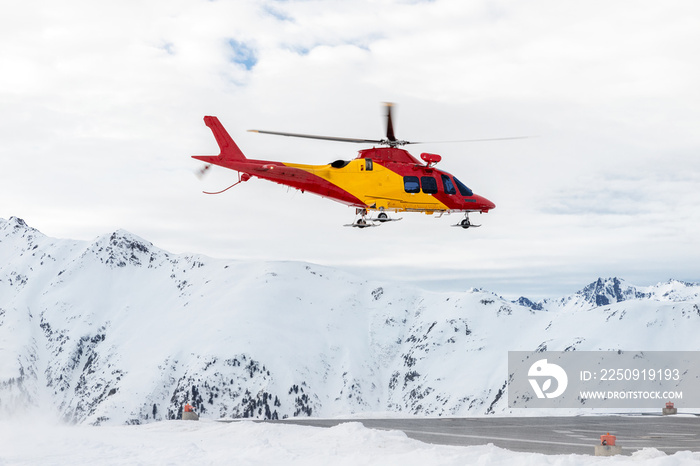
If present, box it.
[262,4,292,22]
[228,39,257,70]
[161,42,175,55]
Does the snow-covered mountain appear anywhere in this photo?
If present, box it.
[1,216,699,425]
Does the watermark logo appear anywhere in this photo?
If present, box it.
[510,351,700,408]
[528,358,568,398]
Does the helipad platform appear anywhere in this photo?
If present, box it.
[271,415,700,455]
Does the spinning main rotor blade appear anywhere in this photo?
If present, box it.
[247,129,530,146]
[249,101,531,147]
[408,136,533,144]
[247,129,385,145]
[384,102,397,143]
[248,102,410,146]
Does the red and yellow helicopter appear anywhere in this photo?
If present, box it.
[193,103,518,228]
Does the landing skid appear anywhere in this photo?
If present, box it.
[452,222,481,228]
[452,215,481,229]
[344,220,379,228]
[345,210,402,228]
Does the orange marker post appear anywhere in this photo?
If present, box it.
[600,433,616,446]
[595,432,621,456]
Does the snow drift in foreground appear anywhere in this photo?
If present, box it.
[2,419,699,466]
[1,216,700,425]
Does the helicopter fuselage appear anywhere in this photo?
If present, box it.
[193,116,495,218]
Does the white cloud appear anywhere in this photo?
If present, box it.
[1,0,699,298]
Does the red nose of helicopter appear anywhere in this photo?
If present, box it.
[475,195,496,212]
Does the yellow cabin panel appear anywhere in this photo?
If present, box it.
[284,160,448,212]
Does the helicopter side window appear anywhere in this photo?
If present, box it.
[453,177,474,197]
[365,159,373,171]
[421,176,438,194]
[403,176,420,193]
[441,174,456,194]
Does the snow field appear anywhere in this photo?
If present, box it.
[2,419,700,466]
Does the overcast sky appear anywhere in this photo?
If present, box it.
[2,0,699,299]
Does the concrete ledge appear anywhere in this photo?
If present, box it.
[182,411,199,421]
[595,445,622,456]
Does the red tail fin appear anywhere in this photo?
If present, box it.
[192,116,247,164]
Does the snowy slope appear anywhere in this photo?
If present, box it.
[3,419,699,466]
[1,216,699,425]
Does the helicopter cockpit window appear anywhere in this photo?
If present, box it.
[441,174,456,194]
[421,176,438,194]
[454,177,474,197]
[365,159,373,171]
[331,160,350,168]
[403,176,420,193]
